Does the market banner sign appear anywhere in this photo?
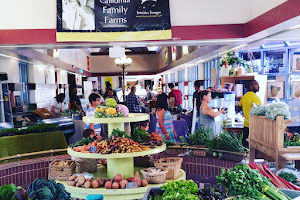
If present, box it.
[56,0,171,42]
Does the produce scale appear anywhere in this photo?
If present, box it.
[58,113,186,200]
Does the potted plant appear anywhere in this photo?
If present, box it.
[220,52,248,76]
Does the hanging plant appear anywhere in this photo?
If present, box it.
[220,52,248,68]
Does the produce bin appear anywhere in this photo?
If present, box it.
[143,187,300,200]
[280,189,300,199]
[142,187,163,200]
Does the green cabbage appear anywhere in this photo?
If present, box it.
[105,98,117,107]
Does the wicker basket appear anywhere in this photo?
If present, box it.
[154,157,183,180]
[71,156,97,173]
[141,167,168,184]
[48,160,76,181]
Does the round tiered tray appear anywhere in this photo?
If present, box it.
[83,113,149,137]
[57,166,186,200]
[62,114,186,199]
[68,144,166,178]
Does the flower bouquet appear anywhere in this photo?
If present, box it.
[95,98,129,118]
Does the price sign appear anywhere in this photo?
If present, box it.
[89,146,96,153]
[126,182,137,189]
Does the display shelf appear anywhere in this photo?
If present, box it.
[83,113,149,137]
[56,166,186,200]
[68,144,166,178]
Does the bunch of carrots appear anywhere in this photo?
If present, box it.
[249,162,300,191]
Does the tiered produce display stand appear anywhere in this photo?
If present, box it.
[59,113,186,200]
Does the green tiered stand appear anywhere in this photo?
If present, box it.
[60,113,186,199]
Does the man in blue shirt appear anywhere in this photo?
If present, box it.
[126,86,140,134]
[126,86,140,113]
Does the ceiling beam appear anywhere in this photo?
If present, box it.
[91,51,157,56]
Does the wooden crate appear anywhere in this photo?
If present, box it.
[249,115,295,171]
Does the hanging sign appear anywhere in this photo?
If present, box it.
[56,0,171,42]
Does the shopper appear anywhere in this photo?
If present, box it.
[70,86,85,114]
[85,93,102,138]
[126,86,141,134]
[91,89,105,105]
[193,80,202,109]
[134,120,150,132]
[237,80,261,147]
[197,90,226,139]
[105,89,119,103]
[50,93,65,115]
[168,83,183,114]
[126,86,140,113]
[155,93,177,142]
[146,85,153,101]
[82,129,102,141]
[288,89,300,133]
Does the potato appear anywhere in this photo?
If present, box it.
[119,180,128,189]
[84,180,91,188]
[112,182,119,189]
[105,181,112,189]
[114,174,122,182]
[92,180,99,188]
[68,175,77,181]
[77,175,86,186]
[141,179,148,187]
[97,178,105,187]
[67,181,76,186]
[76,183,80,187]
[86,178,91,181]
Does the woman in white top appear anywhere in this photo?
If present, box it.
[50,93,65,115]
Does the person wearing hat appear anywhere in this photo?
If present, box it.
[288,88,300,133]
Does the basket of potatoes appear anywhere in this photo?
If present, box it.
[48,160,76,181]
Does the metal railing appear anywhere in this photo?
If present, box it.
[0,148,67,162]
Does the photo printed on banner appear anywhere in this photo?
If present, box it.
[61,0,95,31]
